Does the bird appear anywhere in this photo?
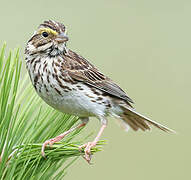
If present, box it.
[25,20,174,163]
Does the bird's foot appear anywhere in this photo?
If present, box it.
[79,141,97,164]
[41,123,88,158]
[41,135,63,157]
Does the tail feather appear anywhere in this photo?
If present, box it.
[120,106,175,133]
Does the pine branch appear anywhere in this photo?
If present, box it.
[0,44,103,180]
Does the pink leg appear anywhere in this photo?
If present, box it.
[79,124,106,163]
[41,122,86,157]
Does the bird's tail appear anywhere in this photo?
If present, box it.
[119,105,175,133]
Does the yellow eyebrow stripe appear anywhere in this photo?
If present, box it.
[38,28,58,36]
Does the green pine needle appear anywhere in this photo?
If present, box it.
[0,44,103,179]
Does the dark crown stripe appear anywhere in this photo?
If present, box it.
[40,24,58,32]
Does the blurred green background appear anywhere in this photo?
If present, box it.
[1,0,190,179]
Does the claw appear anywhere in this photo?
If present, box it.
[41,139,53,157]
[41,137,61,157]
[79,141,97,164]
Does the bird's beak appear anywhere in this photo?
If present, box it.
[55,32,69,43]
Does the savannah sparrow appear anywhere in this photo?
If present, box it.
[25,20,174,163]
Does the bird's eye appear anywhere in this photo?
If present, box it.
[42,31,49,37]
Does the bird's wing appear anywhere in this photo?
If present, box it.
[62,49,134,104]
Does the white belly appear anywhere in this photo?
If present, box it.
[38,82,108,117]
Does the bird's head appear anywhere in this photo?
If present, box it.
[26,20,69,56]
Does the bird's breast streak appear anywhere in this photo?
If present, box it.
[38,80,108,117]
[27,56,111,118]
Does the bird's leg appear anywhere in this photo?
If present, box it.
[79,122,107,164]
[41,118,88,157]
